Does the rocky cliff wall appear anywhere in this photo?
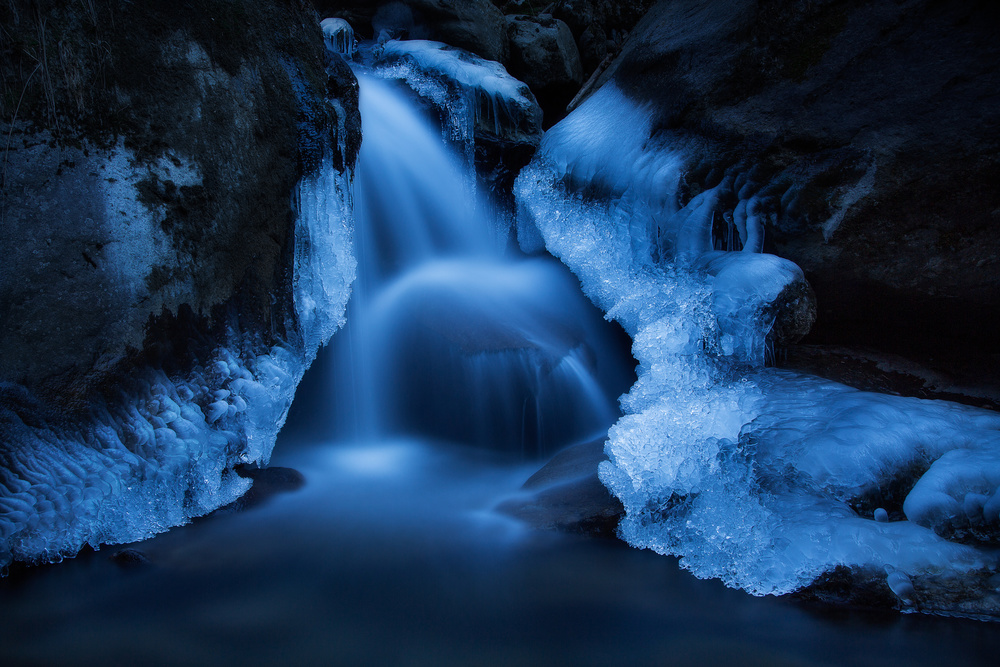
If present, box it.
[1,0,359,399]
[587,0,1000,367]
[0,0,360,566]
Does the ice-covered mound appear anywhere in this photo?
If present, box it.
[0,346,294,567]
[321,18,356,58]
[515,80,1000,614]
[0,157,354,570]
[374,39,542,148]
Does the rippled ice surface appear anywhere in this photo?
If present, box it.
[1,406,998,666]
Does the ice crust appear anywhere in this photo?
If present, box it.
[321,18,356,58]
[0,157,354,569]
[294,156,358,359]
[373,39,542,155]
[514,82,1000,597]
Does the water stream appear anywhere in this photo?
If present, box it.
[303,72,633,455]
[1,57,999,666]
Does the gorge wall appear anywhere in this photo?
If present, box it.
[0,0,360,566]
[586,0,1000,371]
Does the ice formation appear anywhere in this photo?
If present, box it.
[372,39,542,154]
[0,154,354,570]
[294,155,358,358]
[321,18,356,58]
[515,81,1000,604]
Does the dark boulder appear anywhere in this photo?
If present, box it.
[505,14,583,126]
[583,0,1000,370]
[497,437,624,537]
[546,0,657,79]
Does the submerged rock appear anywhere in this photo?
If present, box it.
[226,465,307,512]
[498,438,624,537]
[110,548,152,570]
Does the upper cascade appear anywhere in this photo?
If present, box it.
[374,39,542,149]
[321,69,633,454]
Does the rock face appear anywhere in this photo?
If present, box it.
[0,0,359,566]
[1,0,356,401]
[505,15,583,125]
[546,0,657,77]
[586,0,1000,367]
[315,0,508,62]
[494,0,656,77]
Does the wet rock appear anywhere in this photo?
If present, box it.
[797,564,1000,619]
[766,277,817,348]
[227,465,307,511]
[505,14,583,125]
[110,548,151,570]
[498,438,624,537]
[316,0,508,62]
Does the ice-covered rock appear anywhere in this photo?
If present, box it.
[514,67,1000,614]
[581,0,1000,366]
[904,448,1000,543]
[0,152,355,571]
[376,39,542,148]
[321,17,356,58]
[370,38,543,209]
[0,3,358,570]
[316,0,508,63]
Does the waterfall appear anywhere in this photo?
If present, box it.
[317,72,633,456]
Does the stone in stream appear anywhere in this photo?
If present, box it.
[497,438,624,538]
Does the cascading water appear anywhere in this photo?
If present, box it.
[315,72,633,455]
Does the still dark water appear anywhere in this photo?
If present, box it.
[1,388,998,666]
